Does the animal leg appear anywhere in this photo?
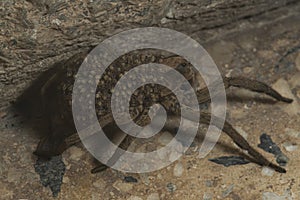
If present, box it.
[197,111,286,173]
[196,76,293,104]
[91,134,135,173]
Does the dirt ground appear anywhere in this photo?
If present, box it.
[1,2,300,200]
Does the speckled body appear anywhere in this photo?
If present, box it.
[34,49,293,173]
[35,49,197,157]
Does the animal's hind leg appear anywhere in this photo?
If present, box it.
[33,123,72,158]
[91,111,286,173]
[224,77,293,102]
[157,108,286,173]
[34,72,74,158]
[196,76,293,104]
[197,112,286,173]
[91,134,135,173]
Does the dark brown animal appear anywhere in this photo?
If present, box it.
[33,49,292,173]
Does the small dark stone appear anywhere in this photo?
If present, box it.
[124,176,138,183]
[257,133,289,166]
[205,180,214,187]
[209,156,250,167]
[166,182,177,192]
[34,155,65,197]
[276,154,289,166]
[257,133,282,155]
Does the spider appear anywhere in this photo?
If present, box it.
[32,49,293,174]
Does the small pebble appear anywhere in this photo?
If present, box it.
[166,8,174,18]
[243,66,253,74]
[127,196,143,200]
[283,142,298,152]
[147,193,160,200]
[124,176,138,183]
[51,19,61,26]
[62,176,69,184]
[173,162,184,177]
[262,192,287,200]
[258,133,281,155]
[113,180,133,192]
[261,167,274,177]
[203,193,213,200]
[276,154,289,166]
[222,184,234,198]
[205,180,214,187]
[68,146,84,161]
[93,178,106,189]
[166,182,176,192]
[139,173,150,185]
[160,17,168,24]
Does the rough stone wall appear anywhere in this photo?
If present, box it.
[0,0,297,107]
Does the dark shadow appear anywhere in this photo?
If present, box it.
[11,61,64,139]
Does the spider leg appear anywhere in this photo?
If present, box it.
[33,123,73,158]
[224,77,293,103]
[34,112,117,159]
[76,110,287,173]
[196,76,293,104]
[33,69,72,158]
[198,111,286,173]
[91,134,135,173]
[64,113,116,148]
[91,110,152,173]
[140,110,286,173]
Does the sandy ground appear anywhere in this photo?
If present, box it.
[1,3,300,200]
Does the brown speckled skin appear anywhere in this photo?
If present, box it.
[33,49,292,173]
